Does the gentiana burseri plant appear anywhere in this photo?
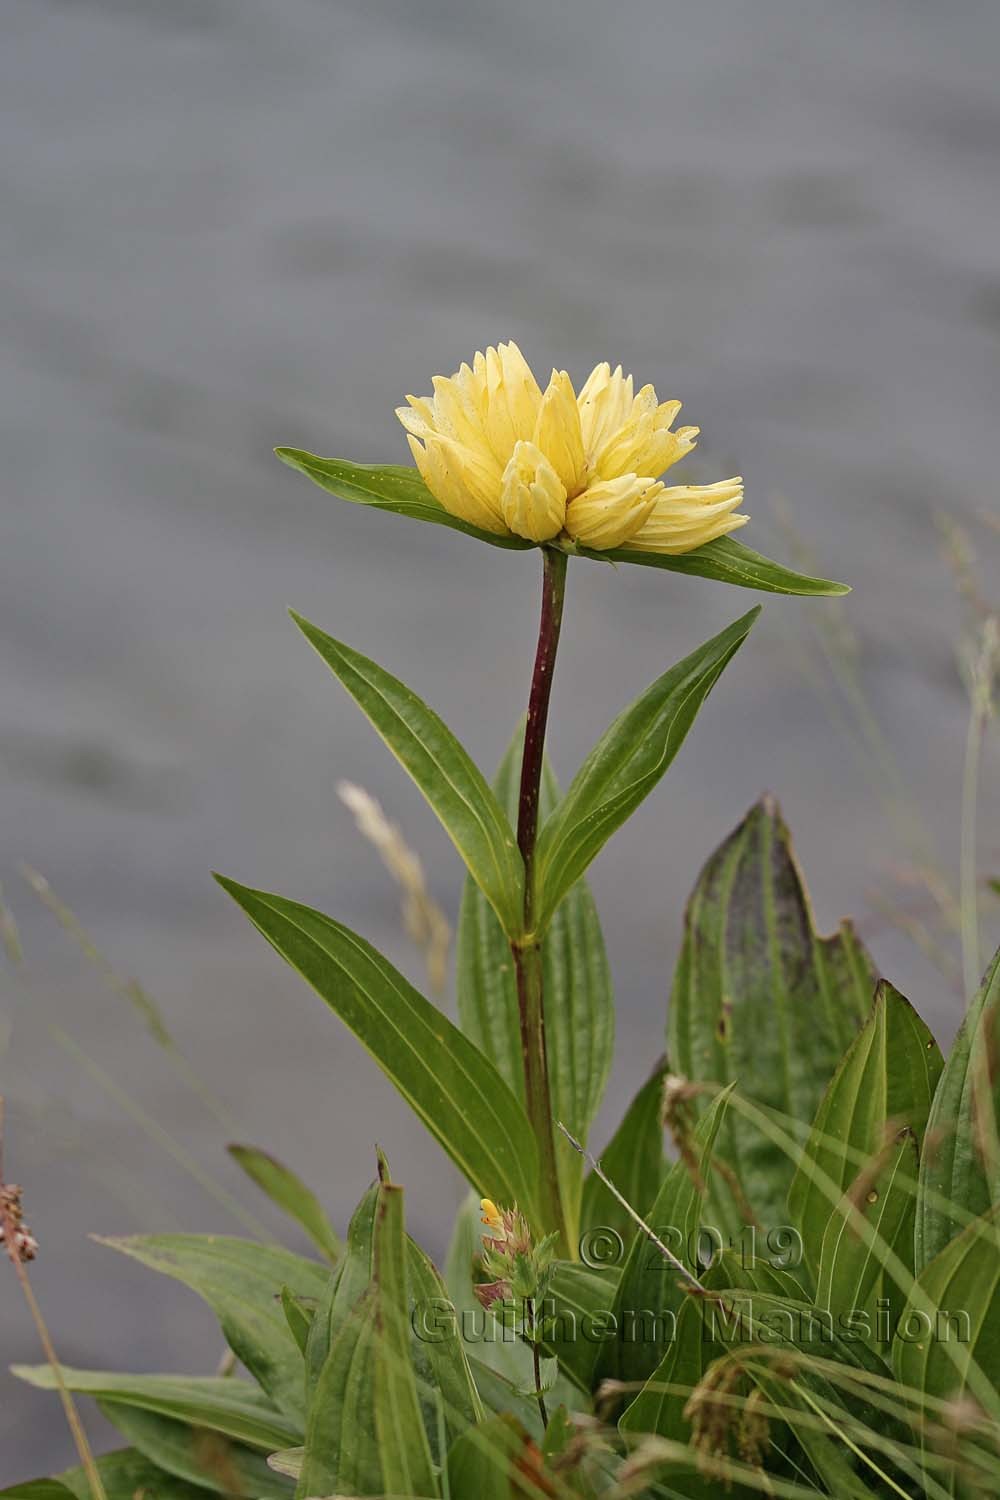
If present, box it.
[9,344,1000,1500]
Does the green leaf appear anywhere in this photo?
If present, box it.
[93,1235,327,1424]
[407,1233,486,1457]
[446,1413,543,1499]
[217,880,541,1221]
[274,455,850,597]
[96,1402,293,1495]
[280,1285,314,1356]
[592,533,850,597]
[290,612,524,934]
[298,1177,444,1498]
[371,1184,440,1498]
[580,1058,667,1243]
[304,1183,376,1398]
[597,1085,734,1385]
[11,1366,299,1452]
[668,795,879,1235]
[55,1452,206,1500]
[457,728,615,1231]
[0,1486,78,1500]
[227,1144,341,1263]
[618,1296,719,1499]
[916,946,1000,1272]
[538,1262,621,1394]
[275,453,532,551]
[297,1286,381,1497]
[788,981,942,1286]
[533,609,759,929]
[894,1204,1000,1480]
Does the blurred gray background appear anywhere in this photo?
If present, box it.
[2,0,999,1476]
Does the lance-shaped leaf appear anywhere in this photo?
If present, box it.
[598,1085,734,1385]
[539,1262,622,1394]
[304,1184,377,1398]
[299,1176,442,1499]
[372,1183,440,1498]
[407,1234,486,1457]
[457,729,614,1231]
[668,796,879,1235]
[580,1058,667,1243]
[275,454,848,597]
[10,1367,299,1452]
[618,1296,719,1499]
[788,981,942,1288]
[94,1404,293,1496]
[92,1235,328,1424]
[227,1143,341,1263]
[297,1286,381,1497]
[533,609,760,929]
[916,946,1000,1272]
[894,1204,1000,1454]
[217,879,541,1222]
[590,533,849,597]
[275,453,532,551]
[290,611,524,934]
[29,1453,204,1500]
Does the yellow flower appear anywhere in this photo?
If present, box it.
[397,342,748,554]
[480,1198,506,1239]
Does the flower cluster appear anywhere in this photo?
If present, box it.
[398,342,747,552]
[475,1196,557,1311]
[0,1183,38,1264]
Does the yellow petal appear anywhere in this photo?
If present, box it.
[482,342,542,463]
[408,433,508,534]
[565,474,662,550]
[577,362,635,458]
[627,478,748,554]
[533,370,587,496]
[500,440,567,542]
[595,397,695,481]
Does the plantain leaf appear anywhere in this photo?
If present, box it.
[299,1175,445,1498]
[0,1487,78,1500]
[407,1233,486,1456]
[95,1402,293,1495]
[55,1452,205,1500]
[227,1143,341,1263]
[11,1366,299,1452]
[894,1202,1000,1482]
[290,612,524,934]
[92,1235,325,1425]
[217,879,541,1222]
[372,1183,440,1498]
[618,1297,721,1499]
[916,945,1000,1272]
[539,1262,621,1394]
[457,728,614,1232]
[788,981,942,1290]
[593,533,850,597]
[304,1184,377,1399]
[597,1085,734,1384]
[275,454,849,597]
[296,1286,381,1497]
[446,1413,544,1499]
[580,1058,667,1244]
[279,1285,314,1356]
[668,795,879,1235]
[275,453,532,551]
[533,609,759,929]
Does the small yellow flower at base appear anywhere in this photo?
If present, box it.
[398,343,749,554]
[480,1198,506,1240]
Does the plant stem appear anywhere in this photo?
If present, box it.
[513,546,568,1249]
[530,1307,549,1430]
